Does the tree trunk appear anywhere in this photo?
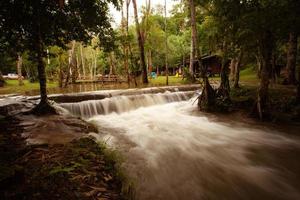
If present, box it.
[80,44,86,80]
[234,49,243,88]
[76,53,81,79]
[94,51,97,79]
[255,54,262,79]
[17,54,24,86]
[297,70,300,102]
[164,0,168,85]
[32,34,56,114]
[109,52,116,76]
[198,77,216,111]
[148,50,153,78]
[189,0,198,80]
[218,40,230,98]
[229,58,237,82]
[132,0,148,84]
[252,31,273,120]
[285,32,298,85]
[58,54,63,88]
[122,0,130,85]
[0,71,5,87]
[70,41,77,84]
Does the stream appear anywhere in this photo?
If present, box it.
[61,91,300,200]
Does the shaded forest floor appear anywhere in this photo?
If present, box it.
[0,115,132,200]
[228,83,300,123]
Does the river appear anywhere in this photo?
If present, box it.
[61,91,300,200]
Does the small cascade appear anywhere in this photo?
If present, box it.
[60,91,194,118]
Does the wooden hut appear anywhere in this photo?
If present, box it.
[183,55,225,77]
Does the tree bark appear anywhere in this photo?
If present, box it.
[0,71,5,87]
[122,0,130,85]
[234,49,243,88]
[218,40,230,98]
[285,32,298,85]
[94,51,97,79]
[189,0,198,80]
[164,0,168,85]
[297,71,300,102]
[148,50,153,78]
[132,0,148,84]
[80,44,86,80]
[229,58,237,82]
[58,53,64,88]
[252,31,273,119]
[17,54,24,86]
[109,52,116,75]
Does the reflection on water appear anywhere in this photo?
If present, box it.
[23,82,132,96]
[83,97,300,200]
[21,81,185,96]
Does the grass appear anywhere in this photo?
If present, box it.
[0,80,58,95]
[239,67,259,83]
[149,76,188,85]
[0,69,260,96]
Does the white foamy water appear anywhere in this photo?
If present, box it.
[60,91,193,118]
[64,93,300,200]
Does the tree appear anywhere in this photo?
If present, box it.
[284,0,300,86]
[206,0,291,119]
[188,0,198,80]
[17,54,24,86]
[0,0,119,114]
[132,0,149,84]
[0,71,4,87]
[233,49,243,88]
[285,31,298,85]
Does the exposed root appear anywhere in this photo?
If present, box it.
[30,101,58,116]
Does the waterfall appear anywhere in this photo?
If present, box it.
[60,91,194,118]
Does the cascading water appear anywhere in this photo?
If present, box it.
[60,91,194,118]
[61,91,300,200]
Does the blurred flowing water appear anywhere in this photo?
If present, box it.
[62,92,300,200]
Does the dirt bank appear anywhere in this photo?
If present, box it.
[0,114,131,200]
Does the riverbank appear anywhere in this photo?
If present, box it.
[0,114,132,200]
[0,76,189,96]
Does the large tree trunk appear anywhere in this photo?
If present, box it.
[17,54,24,86]
[32,33,56,114]
[252,31,273,119]
[189,0,215,111]
[0,71,5,87]
[132,0,148,84]
[65,41,76,86]
[189,0,198,80]
[229,58,237,82]
[234,49,243,88]
[198,77,216,111]
[285,32,298,85]
[218,40,230,98]
[255,54,262,79]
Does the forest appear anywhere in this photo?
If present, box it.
[1,0,300,118]
[1,0,300,200]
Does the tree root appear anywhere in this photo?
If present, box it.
[30,101,58,116]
